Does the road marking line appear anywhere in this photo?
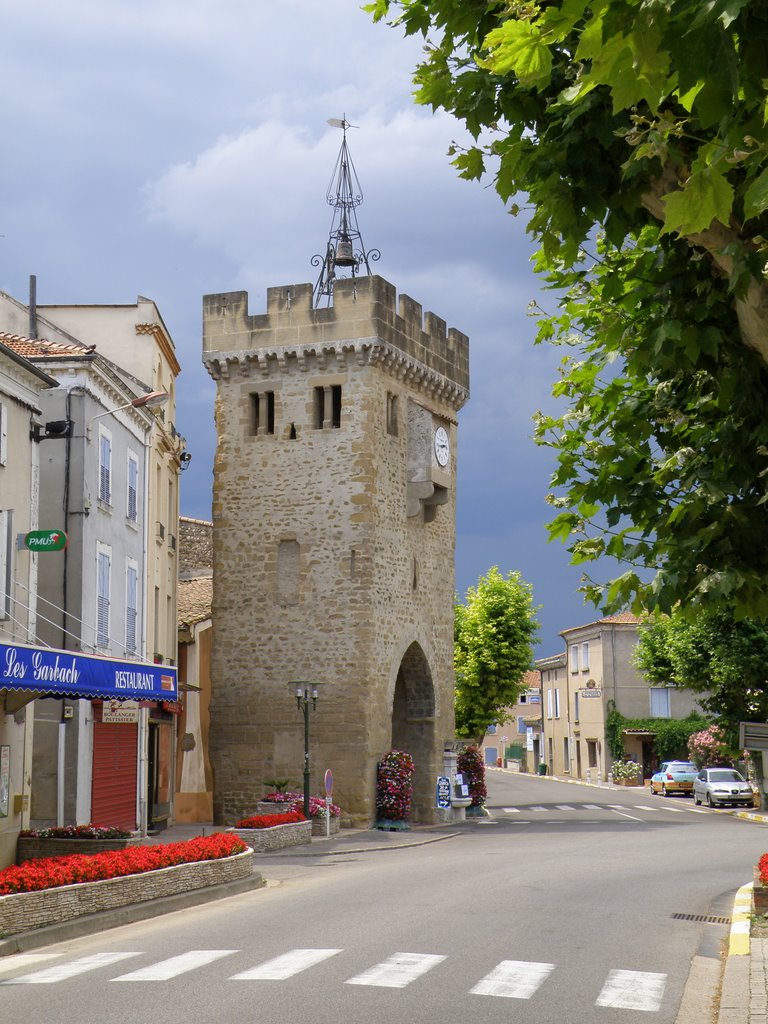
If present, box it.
[583,804,606,811]
[0,954,62,976]
[231,948,342,980]
[530,806,548,812]
[609,807,644,822]
[502,807,520,813]
[632,805,655,811]
[114,950,237,981]
[345,952,446,988]
[2,952,140,984]
[470,959,555,999]
[596,969,666,1011]
[655,805,686,813]
[555,804,575,810]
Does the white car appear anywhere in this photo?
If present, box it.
[693,768,754,808]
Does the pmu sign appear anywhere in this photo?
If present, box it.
[23,530,67,552]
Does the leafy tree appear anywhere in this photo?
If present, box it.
[367,0,768,617]
[454,567,539,742]
[634,610,768,749]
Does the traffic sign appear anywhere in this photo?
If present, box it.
[23,530,67,552]
[324,768,333,797]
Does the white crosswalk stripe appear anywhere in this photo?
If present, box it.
[0,954,62,976]
[3,952,140,984]
[114,950,237,981]
[345,952,446,988]
[596,969,666,1011]
[469,959,554,999]
[231,948,342,980]
[0,945,671,1012]
[554,804,575,810]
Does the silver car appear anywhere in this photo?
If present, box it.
[693,768,754,808]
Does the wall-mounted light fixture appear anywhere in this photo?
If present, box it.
[30,419,73,443]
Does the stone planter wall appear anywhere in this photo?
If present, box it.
[311,815,340,837]
[230,820,312,852]
[0,848,255,938]
[16,836,141,865]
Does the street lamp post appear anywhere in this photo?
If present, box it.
[294,683,318,818]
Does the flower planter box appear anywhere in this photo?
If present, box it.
[754,868,768,915]
[229,819,312,852]
[0,847,255,938]
[614,777,642,787]
[16,836,141,865]
[311,815,340,837]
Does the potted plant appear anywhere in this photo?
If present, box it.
[375,750,415,830]
[458,745,487,815]
[611,760,642,786]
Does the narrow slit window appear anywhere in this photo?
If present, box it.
[251,391,275,435]
[314,385,342,429]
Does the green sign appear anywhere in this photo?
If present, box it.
[24,530,67,552]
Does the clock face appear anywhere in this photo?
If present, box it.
[434,425,450,467]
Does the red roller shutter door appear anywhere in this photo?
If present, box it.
[91,721,138,830]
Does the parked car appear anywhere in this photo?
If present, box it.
[649,761,698,797]
[693,768,755,808]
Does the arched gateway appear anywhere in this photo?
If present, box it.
[202,276,469,826]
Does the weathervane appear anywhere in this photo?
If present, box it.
[312,116,380,306]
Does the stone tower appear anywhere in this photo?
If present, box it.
[202,275,469,824]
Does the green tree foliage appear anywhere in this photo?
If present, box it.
[367,0,768,617]
[454,567,539,742]
[635,610,768,748]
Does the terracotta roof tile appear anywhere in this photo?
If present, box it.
[0,332,93,358]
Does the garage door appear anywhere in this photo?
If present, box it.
[91,721,138,830]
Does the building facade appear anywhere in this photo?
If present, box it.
[479,670,544,772]
[538,613,704,780]
[0,289,183,835]
[203,275,469,825]
[0,340,57,867]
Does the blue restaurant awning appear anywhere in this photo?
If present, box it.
[0,641,177,702]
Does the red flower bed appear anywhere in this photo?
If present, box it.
[235,810,306,829]
[758,853,768,885]
[0,832,246,896]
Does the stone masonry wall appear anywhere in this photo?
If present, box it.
[203,276,469,826]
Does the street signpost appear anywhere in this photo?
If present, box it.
[324,769,333,837]
[740,722,768,750]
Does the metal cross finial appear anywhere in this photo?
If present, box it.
[311,116,380,306]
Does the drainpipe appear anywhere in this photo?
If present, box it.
[137,427,151,837]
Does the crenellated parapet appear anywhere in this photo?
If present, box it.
[202,275,469,409]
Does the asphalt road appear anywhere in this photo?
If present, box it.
[2,771,766,1024]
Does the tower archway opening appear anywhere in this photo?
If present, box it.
[391,642,437,821]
